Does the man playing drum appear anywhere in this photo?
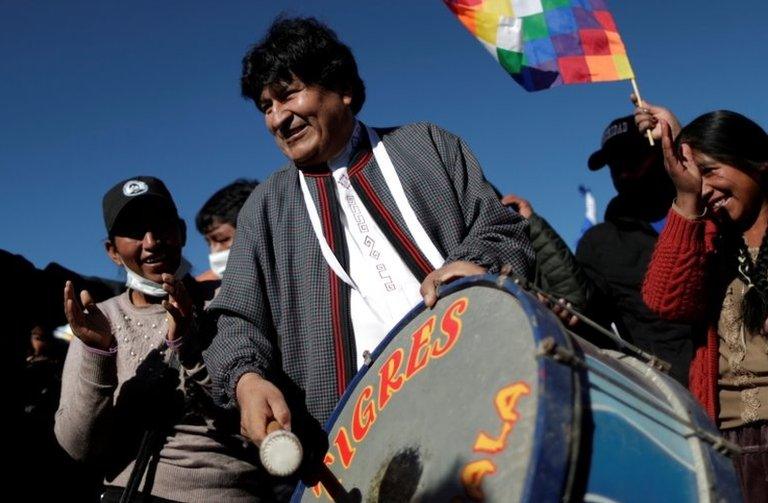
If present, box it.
[204,17,534,458]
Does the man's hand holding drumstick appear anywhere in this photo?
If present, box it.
[236,372,302,476]
[236,372,358,501]
[236,372,292,443]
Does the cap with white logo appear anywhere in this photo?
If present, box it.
[102,176,178,233]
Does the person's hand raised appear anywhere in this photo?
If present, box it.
[660,119,704,217]
[160,273,192,342]
[64,280,114,350]
[631,94,681,141]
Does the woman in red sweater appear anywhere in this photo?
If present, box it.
[640,108,768,501]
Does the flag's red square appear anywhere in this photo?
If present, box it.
[580,29,610,55]
[557,55,590,83]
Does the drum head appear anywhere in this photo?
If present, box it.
[294,276,577,502]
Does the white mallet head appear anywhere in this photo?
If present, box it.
[260,428,303,477]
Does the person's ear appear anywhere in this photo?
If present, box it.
[105,239,123,267]
[340,85,354,108]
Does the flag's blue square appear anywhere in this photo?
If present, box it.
[524,37,557,66]
[545,7,577,36]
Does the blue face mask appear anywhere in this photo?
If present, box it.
[124,258,190,297]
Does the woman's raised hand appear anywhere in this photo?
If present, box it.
[64,280,114,350]
[661,119,704,217]
[632,94,681,141]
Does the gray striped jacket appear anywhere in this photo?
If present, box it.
[204,122,534,425]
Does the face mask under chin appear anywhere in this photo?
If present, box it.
[124,258,191,297]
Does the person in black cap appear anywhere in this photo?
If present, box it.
[55,176,270,502]
[575,114,695,385]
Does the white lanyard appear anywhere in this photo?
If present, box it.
[298,125,444,290]
[367,127,444,270]
[298,172,360,291]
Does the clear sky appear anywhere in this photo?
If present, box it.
[2,0,767,281]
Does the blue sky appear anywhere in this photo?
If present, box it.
[2,0,767,280]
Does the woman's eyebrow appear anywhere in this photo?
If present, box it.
[696,160,718,170]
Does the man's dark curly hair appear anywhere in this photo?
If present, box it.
[240,17,366,114]
[195,179,259,234]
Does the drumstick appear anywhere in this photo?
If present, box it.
[314,463,358,503]
[259,420,303,477]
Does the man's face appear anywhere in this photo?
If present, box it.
[258,77,355,166]
[204,221,236,254]
[607,148,662,194]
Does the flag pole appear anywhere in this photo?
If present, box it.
[630,78,655,146]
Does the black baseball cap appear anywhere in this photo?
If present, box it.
[102,176,179,234]
[588,115,656,171]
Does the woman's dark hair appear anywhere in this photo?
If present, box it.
[675,110,768,176]
[678,110,768,333]
[195,179,259,234]
[240,17,366,114]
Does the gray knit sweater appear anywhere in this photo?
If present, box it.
[55,291,263,502]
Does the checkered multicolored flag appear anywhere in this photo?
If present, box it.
[444,0,635,91]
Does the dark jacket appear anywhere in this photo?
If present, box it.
[575,195,695,385]
[528,213,591,313]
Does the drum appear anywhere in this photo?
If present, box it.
[292,275,741,502]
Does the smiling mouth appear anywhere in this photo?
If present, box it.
[711,197,731,211]
[143,254,166,265]
[281,123,308,142]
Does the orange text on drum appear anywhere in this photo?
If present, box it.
[313,296,470,496]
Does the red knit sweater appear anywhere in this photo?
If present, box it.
[642,209,720,421]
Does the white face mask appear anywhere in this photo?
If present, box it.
[125,258,191,297]
[208,249,230,278]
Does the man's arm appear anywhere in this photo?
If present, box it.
[420,126,535,306]
[203,194,289,443]
[501,194,592,312]
[440,130,534,277]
